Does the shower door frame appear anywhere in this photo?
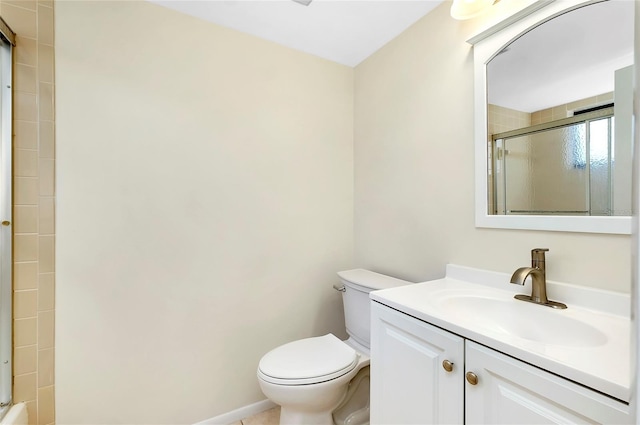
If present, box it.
[491,107,615,216]
[0,33,13,418]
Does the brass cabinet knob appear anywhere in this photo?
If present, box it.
[442,359,454,372]
[466,371,478,385]
[1,221,9,226]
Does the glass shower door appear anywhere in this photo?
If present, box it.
[492,111,615,216]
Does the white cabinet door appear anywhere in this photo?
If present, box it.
[465,341,631,424]
[370,302,464,425]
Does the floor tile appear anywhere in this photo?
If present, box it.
[242,407,280,425]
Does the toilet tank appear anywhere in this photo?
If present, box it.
[337,269,411,349]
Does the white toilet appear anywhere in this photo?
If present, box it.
[257,269,410,425]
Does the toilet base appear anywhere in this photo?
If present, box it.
[332,366,370,425]
[258,363,361,425]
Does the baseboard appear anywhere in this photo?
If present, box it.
[194,399,277,425]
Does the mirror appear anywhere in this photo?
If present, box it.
[470,0,634,234]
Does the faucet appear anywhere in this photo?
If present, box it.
[510,248,567,309]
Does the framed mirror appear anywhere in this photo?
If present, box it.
[470,0,634,234]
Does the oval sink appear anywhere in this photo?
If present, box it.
[438,295,608,347]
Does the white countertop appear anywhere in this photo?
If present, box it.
[370,264,631,402]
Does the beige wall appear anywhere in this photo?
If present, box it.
[1,0,56,424]
[52,0,635,423]
[354,1,631,292]
[55,1,353,423]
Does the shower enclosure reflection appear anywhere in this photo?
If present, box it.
[491,106,625,216]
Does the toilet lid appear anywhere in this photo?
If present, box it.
[258,334,358,385]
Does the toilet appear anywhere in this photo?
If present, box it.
[257,269,410,425]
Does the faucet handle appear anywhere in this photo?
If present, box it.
[531,248,549,270]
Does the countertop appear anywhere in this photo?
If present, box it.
[370,264,631,402]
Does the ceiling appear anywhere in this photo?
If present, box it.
[488,0,635,112]
[148,0,634,113]
[149,0,444,67]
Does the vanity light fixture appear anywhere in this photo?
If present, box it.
[450,0,495,20]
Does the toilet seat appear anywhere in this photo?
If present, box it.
[258,334,359,386]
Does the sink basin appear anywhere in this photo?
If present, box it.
[369,268,631,402]
[437,295,608,347]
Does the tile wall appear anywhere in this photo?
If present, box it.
[488,92,614,135]
[530,92,614,125]
[487,103,531,136]
[0,0,55,424]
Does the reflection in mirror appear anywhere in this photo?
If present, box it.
[486,0,634,218]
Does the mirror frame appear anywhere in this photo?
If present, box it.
[470,0,632,235]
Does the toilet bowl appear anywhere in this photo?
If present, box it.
[258,334,369,425]
[257,269,410,425]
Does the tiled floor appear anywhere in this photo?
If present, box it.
[231,406,281,425]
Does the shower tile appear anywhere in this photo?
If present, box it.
[13,317,37,347]
[4,0,37,10]
[38,235,54,272]
[14,205,38,233]
[540,107,552,120]
[37,348,54,387]
[14,148,38,177]
[13,371,36,402]
[1,3,36,39]
[6,0,57,421]
[13,261,38,290]
[598,92,614,104]
[530,111,541,126]
[13,345,36,375]
[37,4,53,45]
[14,91,37,121]
[567,98,589,111]
[38,82,54,121]
[38,273,54,311]
[24,400,37,425]
[15,36,37,66]
[38,158,54,197]
[14,63,37,93]
[14,120,38,150]
[37,310,54,349]
[551,105,568,120]
[37,44,53,83]
[37,385,54,424]
[584,96,599,107]
[14,233,38,262]
[38,121,54,159]
[13,289,37,319]
[38,196,54,234]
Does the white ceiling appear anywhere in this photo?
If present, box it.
[149,0,634,112]
[149,0,444,67]
[488,0,635,112]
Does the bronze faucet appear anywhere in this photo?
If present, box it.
[510,248,567,309]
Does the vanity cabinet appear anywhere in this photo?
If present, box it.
[465,341,629,424]
[370,301,464,424]
[371,302,631,424]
